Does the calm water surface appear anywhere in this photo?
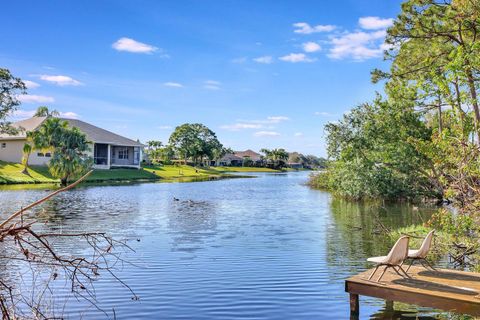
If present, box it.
[1,172,450,319]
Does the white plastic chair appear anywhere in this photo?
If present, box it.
[367,236,410,282]
[404,230,435,272]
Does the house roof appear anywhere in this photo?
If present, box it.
[0,117,143,147]
[234,149,262,160]
[63,118,143,147]
[0,116,47,140]
[219,153,243,162]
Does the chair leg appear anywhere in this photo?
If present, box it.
[368,265,380,280]
[377,266,388,282]
[422,258,436,270]
[397,265,411,278]
[406,259,414,272]
[392,266,403,277]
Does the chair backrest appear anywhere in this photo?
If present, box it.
[416,230,435,259]
[385,236,409,265]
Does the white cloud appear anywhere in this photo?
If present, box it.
[164,82,183,88]
[294,132,304,137]
[314,111,333,116]
[302,42,321,53]
[60,111,79,119]
[253,56,273,64]
[220,123,263,131]
[279,53,316,63]
[11,109,78,120]
[267,116,289,123]
[112,37,158,54]
[359,16,394,30]
[293,22,336,34]
[328,30,387,60]
[17,94,55,103]
[221,116,289,131]
[254,131,280,137]
[23,80,40,89]
[11,109,35,119]
[40,75,82,86]
[158,125,173,130]
[203,80,221,90]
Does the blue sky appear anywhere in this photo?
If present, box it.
[2,0,402,157]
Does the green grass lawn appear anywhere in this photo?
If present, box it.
[0,161,280,185]
[210,166,279,173]
[0,162,57,184]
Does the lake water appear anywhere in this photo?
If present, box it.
[0,172,451,319]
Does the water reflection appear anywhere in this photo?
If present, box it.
[167,199,218,254]
[0,173,462,319]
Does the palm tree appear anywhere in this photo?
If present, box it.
[21,143,32,174]
[48,126,92,186]
[261,148,288,169]
[34,106,60,117]
[270,148,289,169]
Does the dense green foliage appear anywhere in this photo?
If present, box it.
[312,97,438,200]
[260,148,289,169]
[168,123,224,165]
[0,68,26,135]
[313,0,480,209]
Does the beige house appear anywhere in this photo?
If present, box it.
[0,117,144,169]
[217,149,263,166]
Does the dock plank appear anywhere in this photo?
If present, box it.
[345,266,480,316]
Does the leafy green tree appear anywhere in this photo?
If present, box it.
[168,123,223,165]
[0,68,26,135]
[374,0,480,143]
[316,97,438,200]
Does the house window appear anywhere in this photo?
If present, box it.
[45,153,51,157]
[118,147,129,160]
[37,152,44,157]
[1,143,5,149]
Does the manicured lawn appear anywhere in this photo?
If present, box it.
[211,166,279,173]
[142,165,239,180]
[0,162,57,184]
[0,161,160,185]
[0,162,280,185]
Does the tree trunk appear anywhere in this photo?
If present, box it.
[453,78,467,138]
[437,105,443,134]
[21,154,30,175]
[60,176,68,186]
[465,69,480,144]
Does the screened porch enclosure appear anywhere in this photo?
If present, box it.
[111,146,141,166]
[93,143,141,169]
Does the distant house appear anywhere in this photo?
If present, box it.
[0,117,144,169]
[288,162,304,169]
[234,149,262,162]
[217,149,263,166]
[217,153,243,166]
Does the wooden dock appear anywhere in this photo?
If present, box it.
[345,266,480,317]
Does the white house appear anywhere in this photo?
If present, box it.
[0,117,144,169]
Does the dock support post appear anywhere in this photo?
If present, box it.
[385,300,394,311]
[350,293,359,317]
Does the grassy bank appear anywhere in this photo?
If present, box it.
[0,161,281,185]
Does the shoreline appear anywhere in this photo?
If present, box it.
[0,162,283,186]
